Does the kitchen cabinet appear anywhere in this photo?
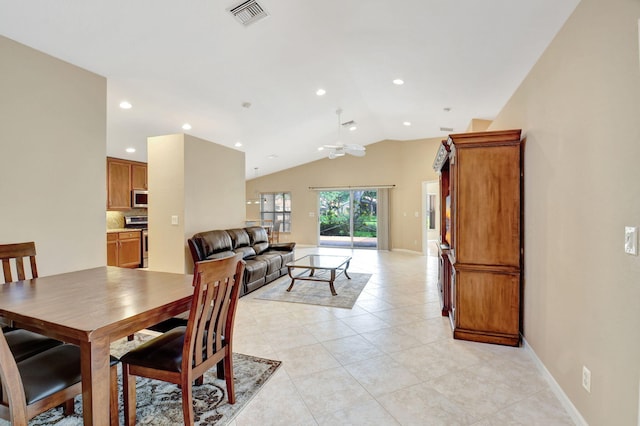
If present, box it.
[433,129,523,346]
[107,157,147,210]
[131,163,147,190]
[107,231,141,268]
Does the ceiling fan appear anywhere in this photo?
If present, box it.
[321,109,366,159]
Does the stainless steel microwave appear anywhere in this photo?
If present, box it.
[132,190,148,208]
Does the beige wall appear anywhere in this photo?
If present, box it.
[0,35,106,275]
[490,0,640,423]
[246,137,442,251]
[148,134,245,273]
[147,134,186,273]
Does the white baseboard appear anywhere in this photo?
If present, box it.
[390,248,424,255]
[522,337,588,426]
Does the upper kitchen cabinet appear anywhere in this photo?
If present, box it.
[107,157,147,210]
[131,163,147,190]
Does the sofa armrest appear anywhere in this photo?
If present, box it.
[187,238,204,263]
[269,242,296,251]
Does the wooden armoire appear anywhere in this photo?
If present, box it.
[433,129,523,346]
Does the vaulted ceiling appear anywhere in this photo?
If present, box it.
[0,0,580,179]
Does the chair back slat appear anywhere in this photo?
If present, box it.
[2,259,11,284]
[0,242,38,284]
[183,254,244,373]
[0,332,29,425]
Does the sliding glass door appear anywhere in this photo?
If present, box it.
[318,190,377,248]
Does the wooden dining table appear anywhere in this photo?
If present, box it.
[0,266,194,425]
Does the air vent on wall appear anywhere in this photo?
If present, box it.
[228,0,269,26]
[440,126,454,132]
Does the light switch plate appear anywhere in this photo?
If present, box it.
[171,215,179,226]
[624,226,638,255]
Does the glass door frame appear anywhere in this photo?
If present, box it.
[317,189,378,249]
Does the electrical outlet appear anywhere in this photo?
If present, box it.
[582,365,591,393]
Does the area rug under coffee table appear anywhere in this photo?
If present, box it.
[10,331,281,426]
[255,272,372,309]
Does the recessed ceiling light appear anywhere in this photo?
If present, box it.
[119,101,132,109]
[403,121,412,126]
[182,123,192,130]
[349,125,357,131]
[318,147,325,151]
[234,141,243,147]
[125,147,136,153]
[316,88,326,96]
[267,154,278,159]
[393,79,404,85]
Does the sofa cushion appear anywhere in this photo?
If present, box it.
[243,259,268,285]
[227,228,257,259]
[254,252,282,275]
[226,228,251,248]
[205,251,236,260]
[245,226,270,254]
[264,248,295,266]
[234,246,257,260]
[191,230,233,259]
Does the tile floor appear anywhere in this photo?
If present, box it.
[229,245,575,425]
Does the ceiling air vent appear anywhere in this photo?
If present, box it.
[228,0,269,26]
[440,127,454,132]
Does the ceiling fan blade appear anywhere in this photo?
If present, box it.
[347,149,366,157]
[328,150,345,159]
[344,143,365,151]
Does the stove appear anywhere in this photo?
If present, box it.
[124,216,148,268]
[124,215,148,230]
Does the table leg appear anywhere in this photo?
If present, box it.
[344,260,352,280]
[329,269,338,296]
[80,336,111,426]
[286,266,296,292]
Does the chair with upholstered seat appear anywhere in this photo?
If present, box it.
[121,253,245,426]
[0,242,64,361]
[0,331,120,425]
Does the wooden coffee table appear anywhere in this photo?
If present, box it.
[285,254,351,296]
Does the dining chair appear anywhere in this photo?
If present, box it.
[0,331,120,425]
[271,219,282,243]
[120,253,245,426]
[0,242,65,360]
[0,242,38,284]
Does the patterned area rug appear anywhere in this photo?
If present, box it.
[7,331,281,426]
[255,272,372,309]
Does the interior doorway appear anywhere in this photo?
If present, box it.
[318,190,378,248]
[422,180,439,254]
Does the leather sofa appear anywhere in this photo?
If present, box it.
[187,226,295,296]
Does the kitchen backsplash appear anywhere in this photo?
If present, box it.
[106,209,148,230]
